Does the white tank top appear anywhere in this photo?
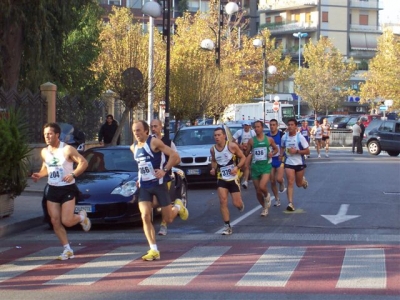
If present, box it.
[44,142,74,186]
[214,142,237,181]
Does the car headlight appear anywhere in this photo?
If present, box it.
[111,180,137,197]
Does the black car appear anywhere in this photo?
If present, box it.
[42,146,188,225]
[363,119,400,156]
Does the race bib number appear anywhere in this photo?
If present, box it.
[139,161,156,181]
[219,164,236,180]
[48,167,64,185]
[253,147,267,161]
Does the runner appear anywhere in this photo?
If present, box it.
[232,120,256,189]
[246,120,279,216]
[31,123,91,260]
[321,118,331,157]
[210,127,246,235]
[298,120,311,158]
[280,119,310,211]
[267,119,286,207]
[310,120,322,158]
[131,120,189,261]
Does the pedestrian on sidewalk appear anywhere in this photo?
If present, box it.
[210,127,246,235]
[359,119,365,154]
[31,123,91,261]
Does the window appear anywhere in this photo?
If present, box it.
[322,11,328,22]
[395,123,400,133]
[266,17,271,24]
[127,0,142,8]
[109,0,121,5]
[275,16,282,23]
[359,13,369,25]
[380,122,394,132]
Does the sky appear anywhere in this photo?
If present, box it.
[380,0,400,23]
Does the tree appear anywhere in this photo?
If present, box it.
[294,37,356,115]
[0,0,100,92]
[359,28,400,110]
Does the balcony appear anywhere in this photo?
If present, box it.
[350,24,382,33]
[350,0,383,10]
[260,21,317,34]
[259,0,318,12]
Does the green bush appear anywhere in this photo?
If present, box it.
[0,109,32,198]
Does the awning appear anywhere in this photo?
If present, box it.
[350,33,378,51]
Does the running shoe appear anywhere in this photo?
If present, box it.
[58,249,74,260]
[242,181,248,189]
[286,203,295,211]
[264,193,271,209]
[318,154,321,158]
[158,223,167,236]
[279,181,286,193]
[142,249,160,261]
[238,202,245,212]
[222,224,232,235]
[325,153,329,158]
[260,207,269,216]
[174,199,189,220]
[303,176,308,189]
[274,199,281,207]
[79,210,91,232]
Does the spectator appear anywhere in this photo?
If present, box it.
[359,119,365,154]
[352,120,362,154]
[99,114,120,146]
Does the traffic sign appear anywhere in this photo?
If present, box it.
[272,101,280,112]
[380,105,387,111]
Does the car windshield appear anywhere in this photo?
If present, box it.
[174,128,218,146]
[83,149,138,172]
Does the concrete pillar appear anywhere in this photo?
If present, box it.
[40,82,57,123]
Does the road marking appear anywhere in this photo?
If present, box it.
[383,192,400,195]
[321,204,360,225]
[44,246,145,286]
[0,247,74,283]
[336,248,386,289]
[139,246,230,286]
[236,246,306,287]
[214,196,276,234]
[0,247,12,254]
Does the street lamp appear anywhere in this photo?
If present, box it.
[293,32,308,118]
[143,0,172,140]
[200,1,239,67]
[253,37,277,124]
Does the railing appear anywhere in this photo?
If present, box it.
[349,0,383,10]
[327,130,353,147]
[350,24,382,32]
[259,0,318,11]
[260,21,317,34]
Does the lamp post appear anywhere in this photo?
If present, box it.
[253,37,277,124]
[293,32,308,119]
[200,1,239,67]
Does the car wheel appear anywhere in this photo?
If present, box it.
[367,140,381,155]
[387,151,400,157]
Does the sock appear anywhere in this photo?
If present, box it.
[224,221,230,227]
[174,204,181,211]
[150,244,158,251]
[63,243,72,251]
[161,221,167,227]
[79,214,85,222]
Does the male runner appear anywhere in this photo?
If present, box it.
[210,127,246,235]
[246,120,279,216]
[31,123,91,260]
[131,120,188,261]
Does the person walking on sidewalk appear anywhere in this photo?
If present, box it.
[246,120,279,217]
[267,119,286,207]
[210,127,246,235]
[280,119,310,212]
[232,120,256,189]
[131,120,188,261]
[98,114,120,146]
[31,123,91,260]
[150,119,180,236]
[352,120,362,154]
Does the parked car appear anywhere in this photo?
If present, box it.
[42,146,188,225]
[331,116,357,129]
[297,118,315,128]
[346,116,359,130]
[358,114,381,128]
[173,124,232,183]
[363,119,400,156]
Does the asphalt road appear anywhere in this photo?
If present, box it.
[1,149,399,299]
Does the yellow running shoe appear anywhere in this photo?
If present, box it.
[142,249,160,261]
[174,199,189,220]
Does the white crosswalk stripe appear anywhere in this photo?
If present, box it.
[336,248,387,289]
[236,246,306,287]
[139,246,230,286]
[44,246,147,286]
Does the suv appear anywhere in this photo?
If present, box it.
[363,119,400,156]
[173,125,233,183]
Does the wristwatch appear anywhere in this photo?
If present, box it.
[163,168,169,173]
[71,172,76,178]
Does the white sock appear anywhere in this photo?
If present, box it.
[174,204,181,211]
[79,214,85,222]
[63,243,72,251]
[150,244,158,251]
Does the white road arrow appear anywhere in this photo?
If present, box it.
[321,204,360,225]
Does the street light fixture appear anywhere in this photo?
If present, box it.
[293,32,308,118]
[253,37,277,124]
[143,0,172,140]
[200,1,239,67]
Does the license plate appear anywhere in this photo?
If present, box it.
[75,205,93,213]
[186,169,201,175]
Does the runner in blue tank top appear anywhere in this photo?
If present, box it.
[131,120,189,261]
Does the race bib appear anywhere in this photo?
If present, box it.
[220,164,236,180]
[139,161,156,181]
[286,141,297,155]
[253,147,267,161]
[47,166,64,185]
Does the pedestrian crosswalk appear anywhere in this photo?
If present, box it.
[0,244,398,293]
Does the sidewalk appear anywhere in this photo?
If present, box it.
[0,178,47,239]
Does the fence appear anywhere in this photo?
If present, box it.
[328,130,353,147]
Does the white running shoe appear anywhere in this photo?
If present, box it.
[260,208,269,216]
[58,249,74,260]
[279,181,286,193]
[264,193,271,208]
[274,199,281,207]
[242,181,248,189]
[79,210,91,232]
[222,224,232,235]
